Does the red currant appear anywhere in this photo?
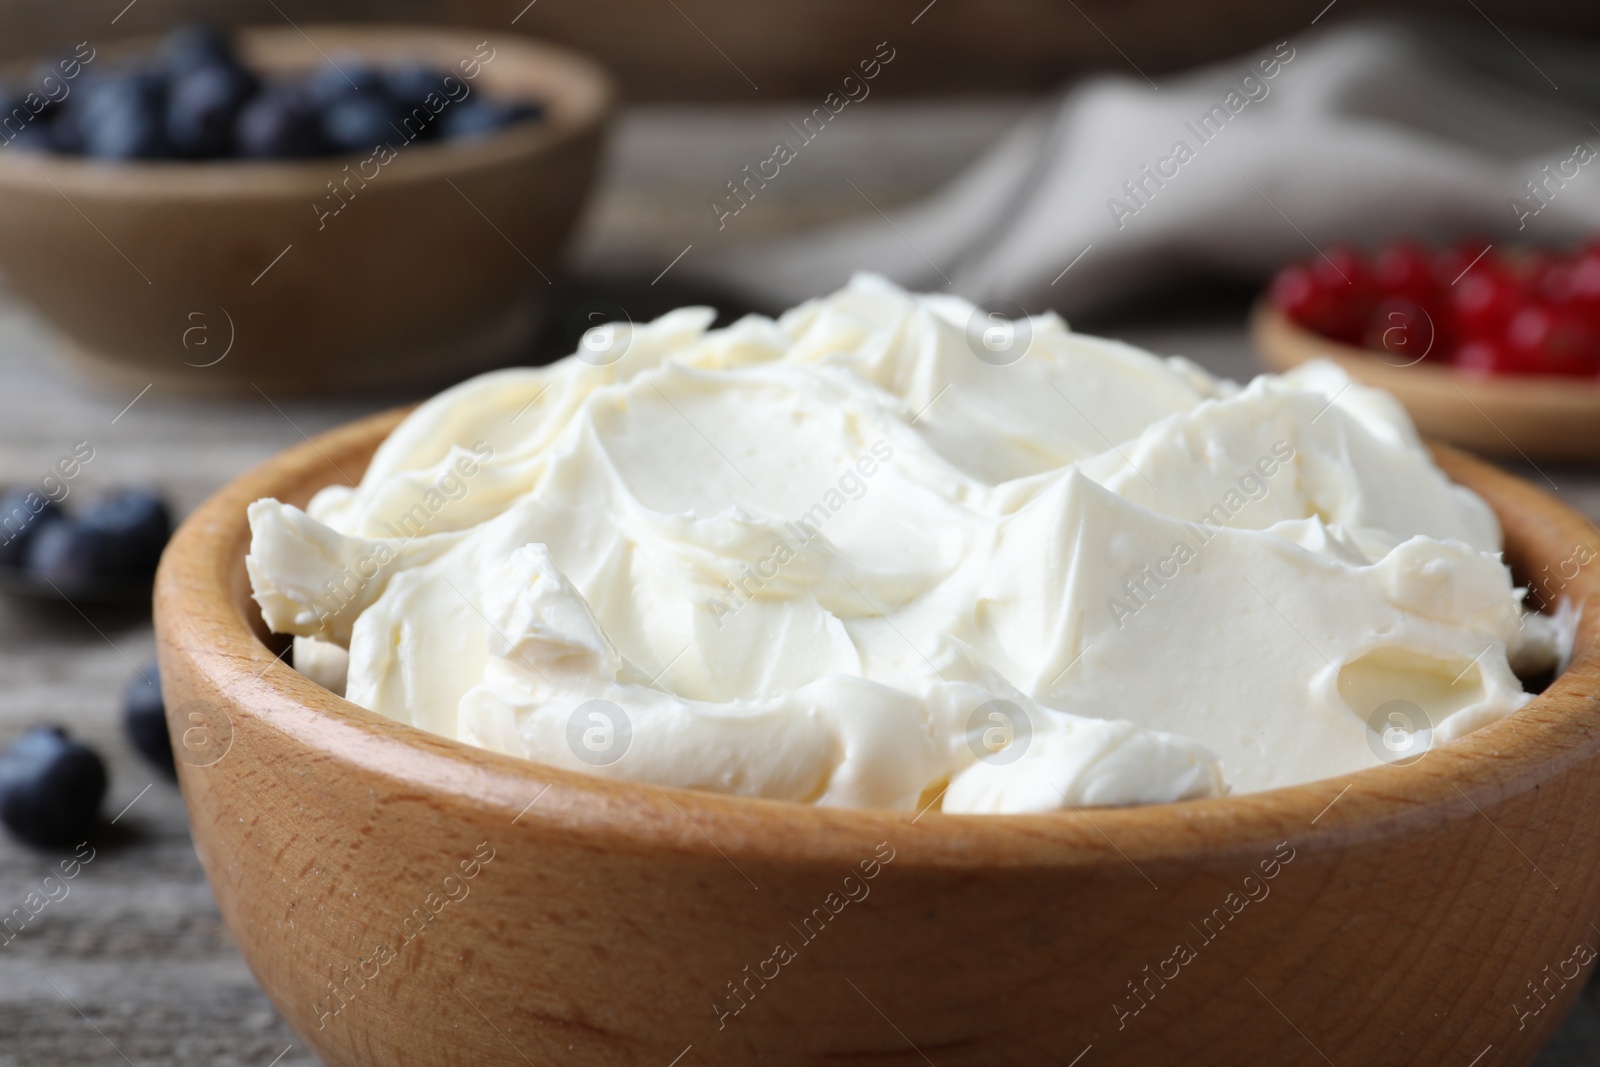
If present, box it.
[1454,339,1523,376]
[1271,265,1340,335]
[1374,240,1438,303]
[1505,304,1600,377]
[1303,245,1375,343]
[1434,239,1493,287]
[1452,270,1520,340]
[1274,237,1600,377]
[1567,251,1600,316]
[1365,298,1444,365]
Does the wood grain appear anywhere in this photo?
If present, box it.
[153,393,1600,1066]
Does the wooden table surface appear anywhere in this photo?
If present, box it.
[2,100,1599,1066]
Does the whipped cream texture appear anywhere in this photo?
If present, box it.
[247,276,1559,813]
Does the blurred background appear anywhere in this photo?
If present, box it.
[2,1,1600,1063]
[4,0,1600,98]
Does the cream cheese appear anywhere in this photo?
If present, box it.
[246,275,1559,812]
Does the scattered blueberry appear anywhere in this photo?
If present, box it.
[0,489,59,567]
[439,98,532,140]
[124,664,173,778]
[24,518,121,591]
[166,62,254,157]
[0,726,107,849]
[79,488,172,575]
[235,86,324,159]
[321,93,403,154]
[20,488,170,590]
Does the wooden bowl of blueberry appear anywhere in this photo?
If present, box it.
[0,24,612,396]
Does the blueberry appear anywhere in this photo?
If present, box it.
[83,96,167,159]
[23,62,70,119]
[160,24,238,81]
[236,86,324,159]
[124,664,173,778]
[0,727,106,848]
[48,92,89,154]
[80,488,172,574]
[78,73,171,160]
[321,94,402,154]
[166,63,255,158]
[4,116,57,152]
[24,489,171,589]
[382,63,448,112]
[24,519,120,591]
[304,60,384,110]
[0,489,60,567]
[439,99,540,140]
[0,95,52,153]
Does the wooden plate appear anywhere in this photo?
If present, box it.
[1251,301,1600,462]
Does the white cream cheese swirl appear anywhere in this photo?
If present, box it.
[246,275,1560,813]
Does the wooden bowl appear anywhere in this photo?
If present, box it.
[0,26,612,397]
[154,408,1600,1067]
[1253,302,1600,462]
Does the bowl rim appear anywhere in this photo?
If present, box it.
[1252,300,1600,402]
[0,23,615,198]
[154,403,1600,872]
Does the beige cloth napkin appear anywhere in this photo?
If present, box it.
[690,19,1600,316]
